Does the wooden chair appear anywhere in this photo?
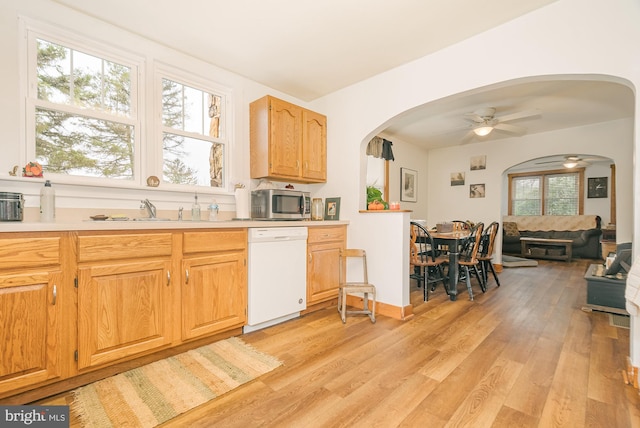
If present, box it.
[410,221,449,301]
[338,249,376,323]
[477,221,501,289]
[457,222,485,300]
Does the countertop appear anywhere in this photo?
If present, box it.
[0,219,349,233]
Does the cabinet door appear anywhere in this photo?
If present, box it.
[0,271,63,395]
[302,109,327,181]
[307,241,343,305]
[77,260,173,370]
[182,252,246,340]
[269,97,302,178]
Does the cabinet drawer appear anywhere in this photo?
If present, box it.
[308,226,346,243]
[78,233,172,262]
[183,229,247,254]
[0,237,60,269]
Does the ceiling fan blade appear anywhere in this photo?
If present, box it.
[494,122,526,135]
[464,113,484,123]
[460,130,475,144]
[535,159,563,165]
[497,109,541,123]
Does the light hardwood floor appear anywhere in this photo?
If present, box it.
[38,259,640,427]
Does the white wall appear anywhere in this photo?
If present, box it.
[311,0,640,363]
[0,0,325,214]
[1,0,640,363]
[428,118,632,242]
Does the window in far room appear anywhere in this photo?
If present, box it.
[508,169,584,215]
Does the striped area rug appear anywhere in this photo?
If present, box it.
[71,337,282,427]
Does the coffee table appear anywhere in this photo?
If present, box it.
[520,237,572,262]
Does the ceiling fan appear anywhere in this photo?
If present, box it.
[462,107,540,139]
[535,155,601,169]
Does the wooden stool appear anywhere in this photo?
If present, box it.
[338,249,376,323]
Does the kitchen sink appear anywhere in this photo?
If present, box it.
[133,217,173,221]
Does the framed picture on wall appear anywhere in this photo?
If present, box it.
[401,168,417,202]
[470,183,485,198]
[470,155,486,170]
[450,172,465,186]
[588,177,608,198]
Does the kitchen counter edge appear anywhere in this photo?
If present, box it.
[0,220,349,233]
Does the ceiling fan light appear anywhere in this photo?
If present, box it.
[563,161,578,168]
[473,126,493,137]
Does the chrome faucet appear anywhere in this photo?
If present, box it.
[140,199,157,218]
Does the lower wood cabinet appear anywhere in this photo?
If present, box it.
[307,225,346,305]
[1,224,344,401]
[181,229,247,341]
[77,259,174,370]
[0,234,68,398]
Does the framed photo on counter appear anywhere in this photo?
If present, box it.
[324,197,341,220]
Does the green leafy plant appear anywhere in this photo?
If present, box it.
[366,186,388,209]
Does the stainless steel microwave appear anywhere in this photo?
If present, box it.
[251,189,311,220]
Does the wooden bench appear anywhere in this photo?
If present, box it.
[520,237,572,262]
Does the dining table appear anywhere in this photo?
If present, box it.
[430,229,470,301]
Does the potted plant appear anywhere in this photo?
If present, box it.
[366,186,388,210]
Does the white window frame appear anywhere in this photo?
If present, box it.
[152,63,234,194]
[508,168,585,216]
[22,18,145,188]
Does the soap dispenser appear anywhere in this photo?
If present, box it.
[191,193,201,221]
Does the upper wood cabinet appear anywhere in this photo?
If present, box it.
[250,95,327,183]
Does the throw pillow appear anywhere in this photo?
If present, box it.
[503,222,520,237]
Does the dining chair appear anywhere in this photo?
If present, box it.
[410,221,449,301]
[338,249,376,323]
[477,221,501,289]
[457,222,485,300]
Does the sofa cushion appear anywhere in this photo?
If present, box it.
[503,222,520,237]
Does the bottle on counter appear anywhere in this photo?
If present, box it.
[40,180,55,222]
[208,199,219,221]
[311,198,324,221]
[191,193,201,221]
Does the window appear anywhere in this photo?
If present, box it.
[28,33,140,182]
[509,169,584,215]
[25,22,233,192]
[160,76,228,188]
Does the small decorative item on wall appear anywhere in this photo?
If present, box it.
[324,197,341,220]
[450,172,465,186]
[588,177,608,198]
[470,155,486,171]
[401,168,417,202]
[470,183,485,198]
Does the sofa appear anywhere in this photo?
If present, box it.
[502,215,603,259]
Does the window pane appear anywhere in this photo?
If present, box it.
[37,39,131,116]
[162,78,223,138]
[545,173,578,215]
[35,108,134,179]
[163,133,223,187]
[512,177,541,215]
[37,39,71,104]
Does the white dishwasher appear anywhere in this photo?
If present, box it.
[244,227,308,333]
